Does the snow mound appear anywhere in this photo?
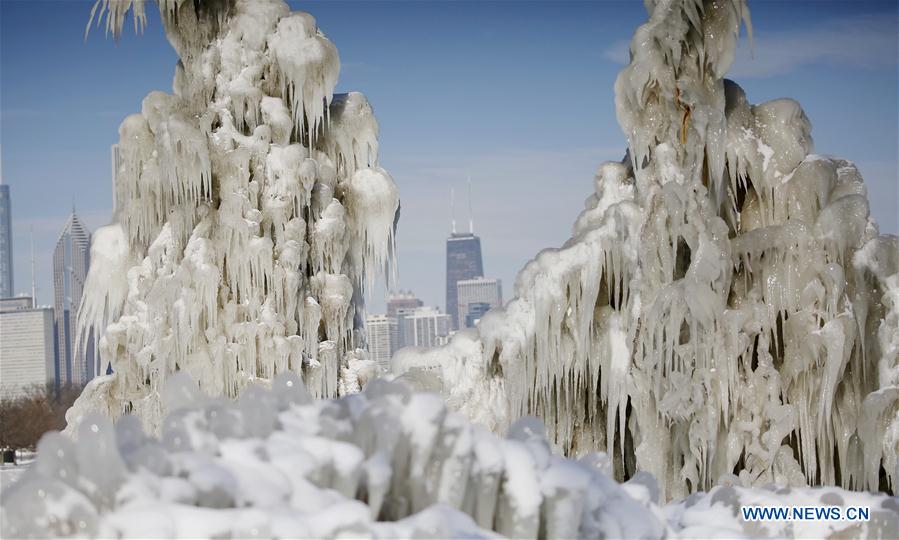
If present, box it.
[393,0,899,501]
[72,0,398,434]
[2,373,895,539]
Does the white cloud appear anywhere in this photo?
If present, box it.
[731,14,897,78]
[602,39,629,65]
[603,14,897,79]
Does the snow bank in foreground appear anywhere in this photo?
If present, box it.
[2,374,896,539]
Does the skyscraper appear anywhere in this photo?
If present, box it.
[445,180,484,330]
[0,297,55,398]
[0,182,13,299]
[456,276,502,328]
[53,210,93,386]
[365,314,396,371]
[446,233,483,330]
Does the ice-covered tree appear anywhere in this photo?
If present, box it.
[3,2,898,537]
[394,0,899,499]
[70,0,399,433]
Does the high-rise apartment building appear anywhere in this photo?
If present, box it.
[399,306,451,349]
[456,276,502,329]
[365,314,396,371]
[0,297,55,398]
[53,211,93,386]
[0,182,13,299]
[387,290,423,351]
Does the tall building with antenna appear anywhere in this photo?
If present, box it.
[0,155,13,299]
[445,178,484,330]
[53,209,94,386]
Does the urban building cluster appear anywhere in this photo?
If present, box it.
[365,192,502,371]
[0,180,97,399]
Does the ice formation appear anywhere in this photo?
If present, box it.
[394,0,899,500]
[71,0,397,433]
[4,374,896,539]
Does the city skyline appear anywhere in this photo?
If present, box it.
[0,192,98,396]
[1,1,896,315]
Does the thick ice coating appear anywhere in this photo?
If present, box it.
[72,0,398,433]
[4,375,895,539]
[394,0,899,500]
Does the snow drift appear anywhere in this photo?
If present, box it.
[3,374,896,539]
[70,0,398,434]
[394,0,899,500]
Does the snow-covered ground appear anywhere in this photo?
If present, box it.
[0,460,32,493]
[1,374,896,539]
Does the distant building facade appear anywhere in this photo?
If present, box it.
[365,314,396,371]
[387,290,423,318]
[445,233,483,330]
[53,211,93,386]
[456,276,502,329]
[0,297,55,398]
[465,301,492,328]
[400,306,451,349]
[387,290,423,351]
[0,183,12,299]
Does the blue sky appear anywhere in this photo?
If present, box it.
[1,0,896,313]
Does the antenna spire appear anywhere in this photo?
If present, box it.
[450,187,457,234]
[30,227,36,304]
[467,174,474,234]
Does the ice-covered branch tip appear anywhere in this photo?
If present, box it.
[85,0,235,41]
[85,0,148,40]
